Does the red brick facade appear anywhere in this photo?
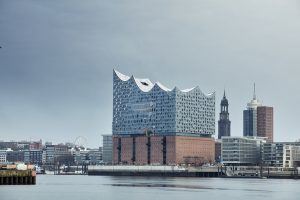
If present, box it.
[113,135,215,165]
[257,106,273,142]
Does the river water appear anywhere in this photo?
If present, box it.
[1,175,300,200]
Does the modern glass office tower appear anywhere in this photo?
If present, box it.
[112,70,215,136]
[243,84,273,142]
[243,84,261,137]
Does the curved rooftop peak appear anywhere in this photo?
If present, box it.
[156,82,171,91]
[114,69,130,81]
[181,87,196,92]
[113,69,214,96]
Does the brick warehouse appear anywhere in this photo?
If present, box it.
[113,135,215,165]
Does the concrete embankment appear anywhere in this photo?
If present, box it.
[88,165,300,179]
[88,165,225,177]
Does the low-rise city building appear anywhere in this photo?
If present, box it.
[45,144,71,165]
[6,151,25,163]
[73,148,102,165]
[29,140,43,150]
[262,142,284,167]
[24,150,43,165]
[283,145,300,168]
[88,148,102,165]
[113,135,215,165]
[0,150,7,163]
[262,142,300,167]
[221,136,266,165]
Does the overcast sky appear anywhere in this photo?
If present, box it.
[0,0,300,147]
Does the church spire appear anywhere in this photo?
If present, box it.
[218,90,231,139]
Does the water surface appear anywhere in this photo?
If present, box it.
[1,175,300,200]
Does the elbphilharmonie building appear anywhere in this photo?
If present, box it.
[113,69,215,136]
[112,70,216,165]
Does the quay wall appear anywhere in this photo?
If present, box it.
[0,170,36,185]
[88,165,224,177]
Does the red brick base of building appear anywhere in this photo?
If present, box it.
[112,135,215,165]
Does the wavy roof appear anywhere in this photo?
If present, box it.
[113,69,214,96]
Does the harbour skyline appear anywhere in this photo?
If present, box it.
[1,1,300,147]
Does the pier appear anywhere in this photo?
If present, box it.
[0,165,36,185]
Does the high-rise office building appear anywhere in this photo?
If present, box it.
[218,91,231,139]
[257,106,273,142]
[243,84,261,137]
[243,84,273,142]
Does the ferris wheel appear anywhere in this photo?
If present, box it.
[74,136,88,148]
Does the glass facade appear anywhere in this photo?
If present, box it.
[221,137,265,165]
[112,70,215,136]
[243,109,254,136]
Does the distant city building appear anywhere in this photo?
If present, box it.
[243,84,273,142]
[88,148,102,165]
[257,106,274,142]
[45,144,71,165]
[222,136,266,165]
[29,140,43,150]
[283,145,300,168]
[45,141,52,146]
[74,150,89,165]
[42,150,47,164]
[73,148,102,165]
[0,150,7,163]
[16,141,31,150]
[112,70,216,165]
[218,91,231,139]
[24,150,43,165]
[0,141,18,151]
[102,135,112,164]
[6,151,25,163]
[0,140,43,151]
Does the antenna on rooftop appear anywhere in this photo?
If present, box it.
[253,83,256,100]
